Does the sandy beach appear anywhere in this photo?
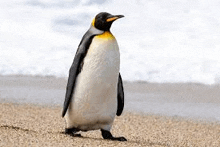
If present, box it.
[0,76,220,146]
[1,103,220,146]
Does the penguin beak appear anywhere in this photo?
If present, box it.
[106,15,124,22]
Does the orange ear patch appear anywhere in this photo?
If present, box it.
[91,18,95,26]
[106,17,118,22]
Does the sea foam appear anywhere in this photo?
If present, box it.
[1,0,220,85]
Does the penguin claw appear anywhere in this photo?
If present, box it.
[65,128,81,137]
[106,136,127,141]
[115,137,127,141]
[101,129,127,141]
[69,133,82,137]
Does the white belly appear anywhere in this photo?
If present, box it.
[65,36,120,131]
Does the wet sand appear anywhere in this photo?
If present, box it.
[1,75,220,121]
[0,75,220,146]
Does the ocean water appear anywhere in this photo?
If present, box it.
[1,0,220,85]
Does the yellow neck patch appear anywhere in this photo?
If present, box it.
[96,31,115,40]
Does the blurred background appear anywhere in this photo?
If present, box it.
[1,0,220,85]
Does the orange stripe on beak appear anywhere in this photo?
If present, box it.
[106,17,119,22]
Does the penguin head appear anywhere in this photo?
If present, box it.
[92,12,124,31]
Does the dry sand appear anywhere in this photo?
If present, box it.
[0,75,220,146]
[0,103,220,147]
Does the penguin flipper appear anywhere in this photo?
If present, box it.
[116,73,124,116]
[61,50,85,117]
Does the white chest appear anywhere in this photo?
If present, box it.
[83,36,120,80]
[65,34,121,131]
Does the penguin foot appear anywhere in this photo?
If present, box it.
[65,128,81,137]
[101,129,127,141]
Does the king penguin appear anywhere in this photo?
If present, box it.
[62,12,126,141]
